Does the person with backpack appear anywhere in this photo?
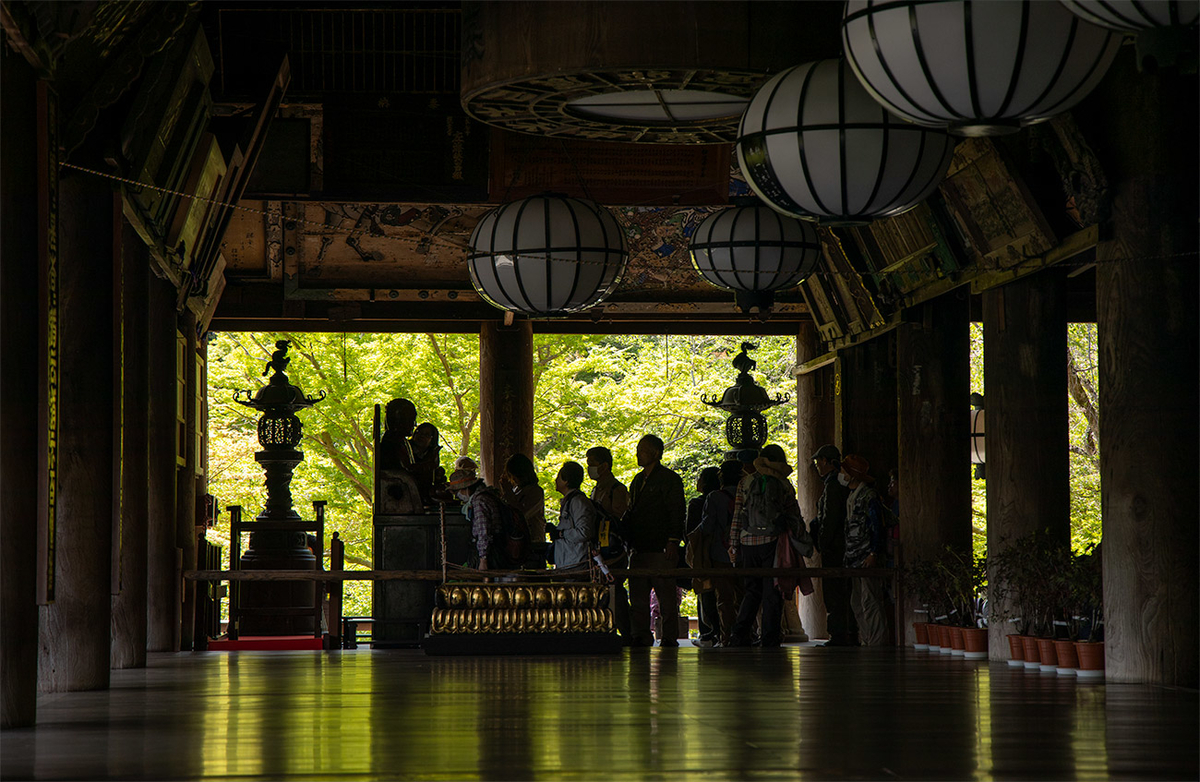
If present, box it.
[840,454,889,646]
[623,434,687,648]
[727,444,801,648]
[699,460,745,646]
[547,461,596,569]
[449,468,525,572]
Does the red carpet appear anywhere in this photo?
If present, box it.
[207,635,325,651]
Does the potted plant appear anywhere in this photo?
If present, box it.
[905,558,944,651]
[1068,544,1104,678]
[949,549,989,660]
[990,531,1065,670]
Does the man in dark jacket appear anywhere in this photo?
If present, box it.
[811,444,857,646]
[623,434,686,647]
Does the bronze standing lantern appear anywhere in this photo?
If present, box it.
[232,340,327,635]
[702,342,789,461]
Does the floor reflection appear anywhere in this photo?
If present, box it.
[2,647,1196,781]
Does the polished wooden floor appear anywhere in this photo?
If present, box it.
[3,644,1196,780]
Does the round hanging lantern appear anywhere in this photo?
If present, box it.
[735,59,956,226]
[842,0,1122,137]
[1061,1,1198,30]
[689,203,823,311]
[467,195,629,315]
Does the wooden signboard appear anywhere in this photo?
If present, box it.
[938,138,1056,269]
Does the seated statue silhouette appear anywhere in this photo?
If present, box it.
[377,398,423,515]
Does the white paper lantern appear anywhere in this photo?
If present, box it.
[689,204,823,311]
[736,59,955,226]
[468,195,629,315]
[1061,0,1199,30]
[843,0,1122,136]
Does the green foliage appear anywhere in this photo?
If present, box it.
[907,545,986,627]
[989,531,1073,637]
[968,321,1103,558]
[206,332,800,620]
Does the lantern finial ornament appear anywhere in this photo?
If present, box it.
[702,341,790,461]
[736,59,955,226]
[468,195,629,316]
[689,201,822,312]
[842,0,1122,137]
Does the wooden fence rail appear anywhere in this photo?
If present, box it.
[184,567,897,582]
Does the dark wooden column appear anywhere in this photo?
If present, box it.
[479,321,534,487]
[176,312,198,650]
[896,291,972,645]
[982,271,1069,659]
[795,321,833,639]
[835,332,898,478]
[37,173,117,692]
[1,54,41,727]
[146,275,178,652]
[1085,54,1199,687]
[111,225,150,669]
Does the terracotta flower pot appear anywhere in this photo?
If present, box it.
[1054,639,1080,675]
[949,626,965,656]
[913,622,929,648]
[938,625,954,654]
[1020,635,1042,669]
[962,627,988,660]
[1075,641,1105,679]
[1036,637,1059,672]
[1006,634,1025,667]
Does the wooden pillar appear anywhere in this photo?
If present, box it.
[982,271,1069,659]
[896,291,972,645]
[37,173,117,692]
[1,52,41,727]
[795,321,833,640]
[111,225,150,669]
[176,312,198,651]
[146,274,177,652]
[479,321,534,486]
[835,332,898,478]
[1086,53,1199,687]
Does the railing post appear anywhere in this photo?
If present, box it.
[312,501,327,640]
[228,505,242,640]
[330,532,344,648]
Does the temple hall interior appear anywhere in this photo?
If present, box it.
[1,1,1197,780]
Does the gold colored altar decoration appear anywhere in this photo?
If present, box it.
[431,583,614,635]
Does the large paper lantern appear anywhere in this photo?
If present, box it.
[736,59,955,226]
[689,204,823,311]
[1061,0,1199,30]
[468,195,628,315]
[843,0,1122,137]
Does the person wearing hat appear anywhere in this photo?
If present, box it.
[448,466,509,571]
[811,444,857,647]
[840,454,888,647]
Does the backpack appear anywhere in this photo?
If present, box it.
[473,490,529,569]
[593,502,626,558]
[743,475,800,536]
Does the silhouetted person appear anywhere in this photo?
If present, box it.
[728,444,800,647]
[811,443,856,647]
[841,454,888,647]
[624,434,686,648]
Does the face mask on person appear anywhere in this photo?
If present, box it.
[587,465,600,481]
[838,472,851,487]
